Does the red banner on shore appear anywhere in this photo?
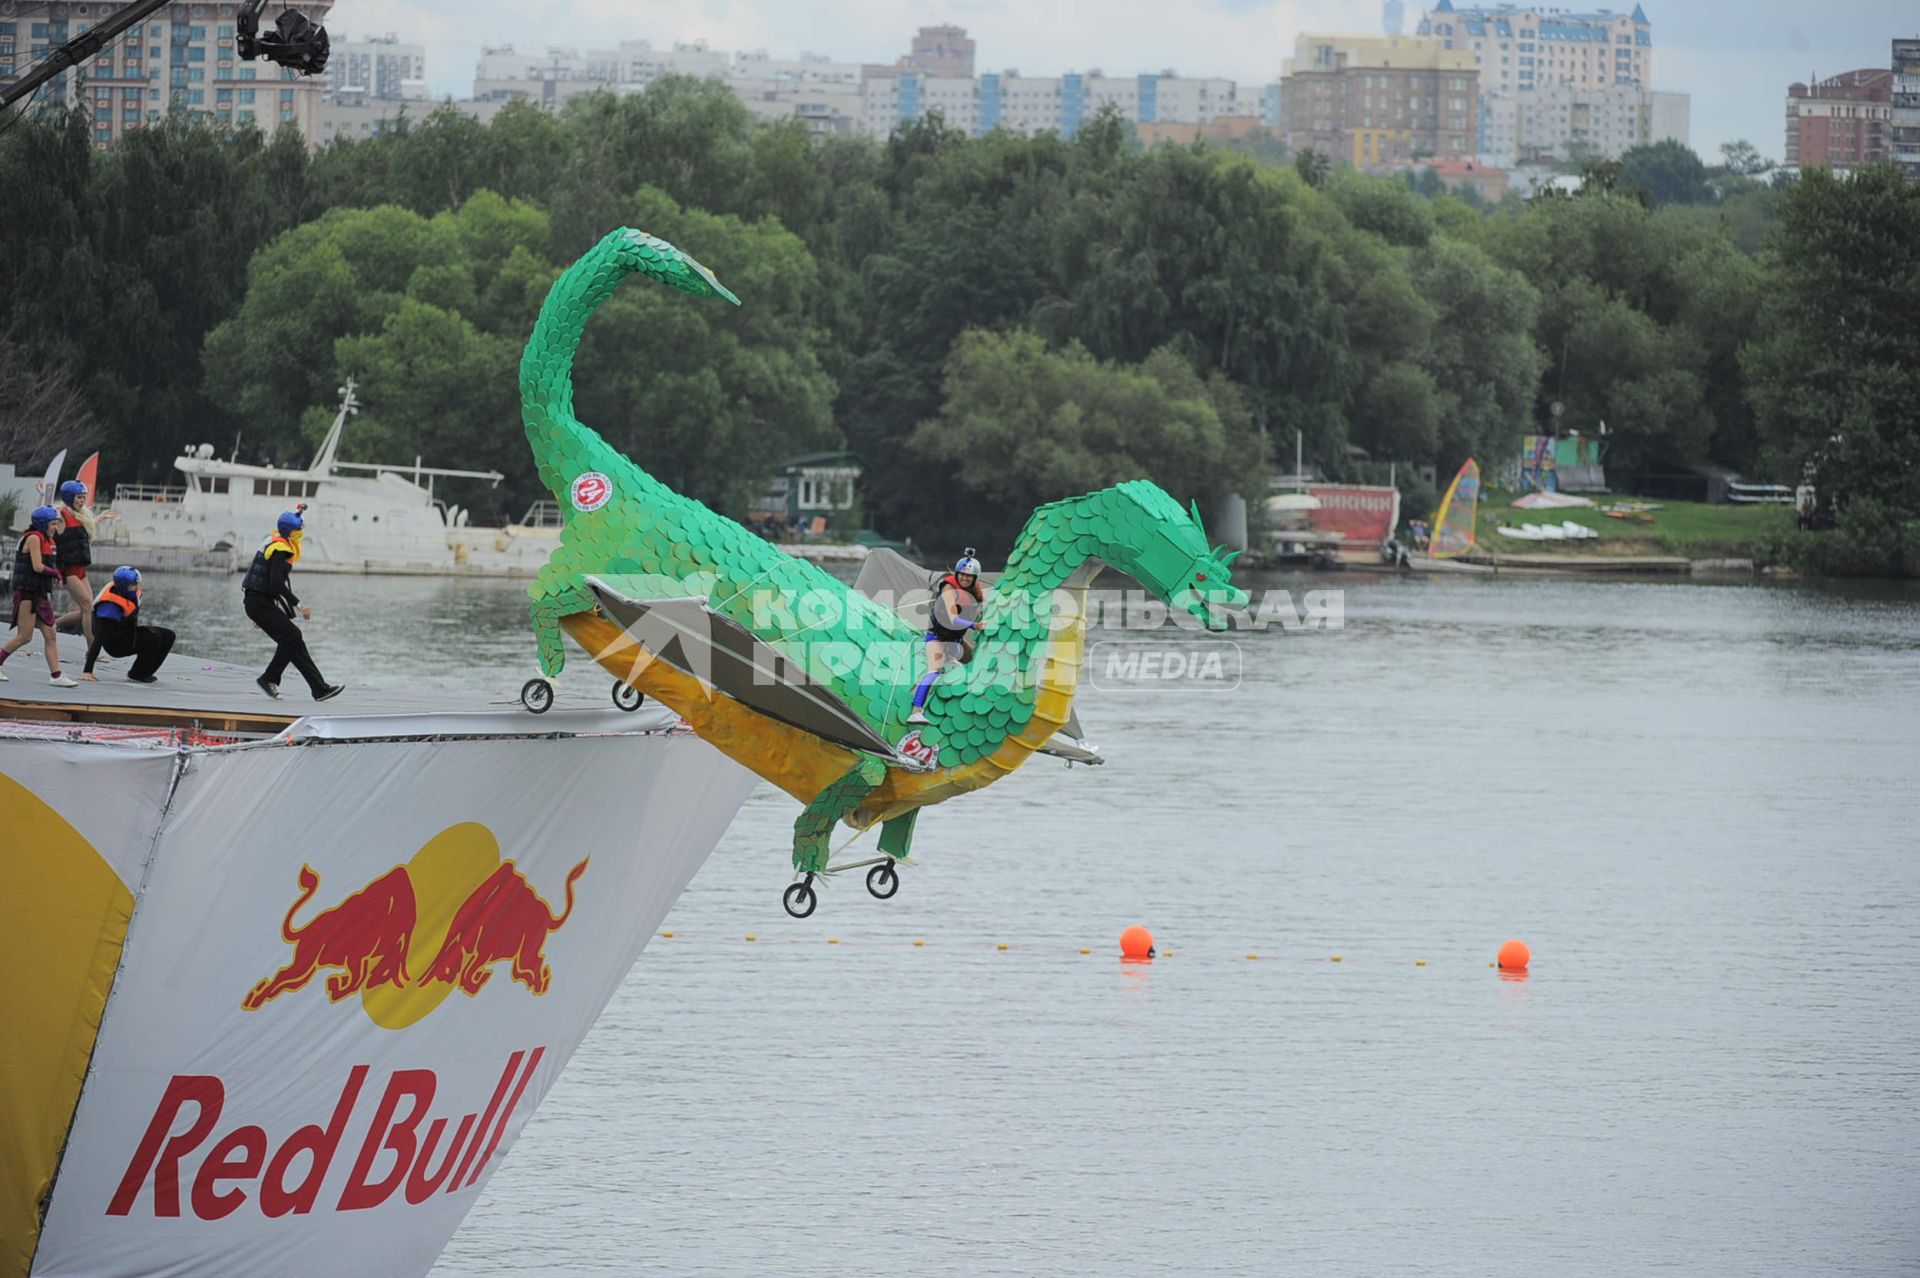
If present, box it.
[1308,485,1401,544]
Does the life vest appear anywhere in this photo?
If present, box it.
[56,511,91,566]
[242,534,298,595]
[927,572,981,642]
[12,531,55,596]
[95,584,139,622]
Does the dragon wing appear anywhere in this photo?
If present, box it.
[584,577,920,766]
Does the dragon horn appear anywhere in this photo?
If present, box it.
[1222,549,1244,566]
[1189,499,1204,526]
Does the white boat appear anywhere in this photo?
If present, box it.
[1495,520,1600,541]
[100,379,559,576]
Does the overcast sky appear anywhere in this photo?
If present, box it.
[326,0,1915,162]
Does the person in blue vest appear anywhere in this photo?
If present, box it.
[242,508,343,701]
[80,567,174,684]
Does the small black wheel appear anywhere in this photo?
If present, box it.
[866,862,900,900]
[612,680,643,712]
[520,678,554,714]
[782,879,817,919]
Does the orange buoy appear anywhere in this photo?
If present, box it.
[1497,938,1531,970]
[1119,925,1155,960]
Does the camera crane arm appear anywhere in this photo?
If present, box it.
[1,0,328,113]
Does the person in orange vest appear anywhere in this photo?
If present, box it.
[0,505,79,687]
[242,508,343,701]
[80,567,174,683]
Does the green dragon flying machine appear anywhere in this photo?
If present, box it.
[517,228,1247,916]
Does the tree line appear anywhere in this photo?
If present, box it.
[0,80,1913,567]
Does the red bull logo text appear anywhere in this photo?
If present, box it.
[107,1048,544,1219]
[240,822,588,1028]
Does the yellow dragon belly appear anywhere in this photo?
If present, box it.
[561,580,1091,827]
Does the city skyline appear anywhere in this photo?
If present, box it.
[327,0,1913,162]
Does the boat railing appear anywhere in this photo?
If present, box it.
[518,500,564,529]
[113,483,188,504]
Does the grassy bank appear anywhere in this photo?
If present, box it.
[1471,495,1800,562]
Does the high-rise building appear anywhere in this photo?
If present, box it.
[1785,69,1892,172]
[473,29,1259,142]
[324,33,424,103]
[1280,33,1479,169]
[1893,37,1920,179]
[1384,0,1406,36]
[1419,1,1650,98]
[1417,1,1665,163]
[864,25,975,80]
[0,1,334,146]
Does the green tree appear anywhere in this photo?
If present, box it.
[1719,139,1773,178]
[0,111,322,479]
[1294,148,1332,189]
[569,187,839,511]
[1744,164,1920,522]
[1410,236,1544,470]
[203,195,551,475]
[1618,140,1712,206]
[909,329,1251,547]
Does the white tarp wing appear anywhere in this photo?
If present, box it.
[280,706,678,740]
[30,731,756,1278]
[0,742,182,1278]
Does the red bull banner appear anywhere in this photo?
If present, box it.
[0,745,179,1278]
[3,724,756,1278]
[1307,484,1401,545]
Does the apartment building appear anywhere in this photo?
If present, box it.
[1281,33,1480,168]
[1785,69,1892,171]
[0,0,334,145]
[324,33,423,102]
[1893,37,1920,179]
[1415,2,1681,163]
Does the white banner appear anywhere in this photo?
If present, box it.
[32,732,755,1278]
[0,740,181,1278]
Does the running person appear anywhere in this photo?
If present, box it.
[53,479,98,648]
[906,550,985,726]
[0,506,79,687]
[242,508,344,701]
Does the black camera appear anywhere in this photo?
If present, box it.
[236,5,330,76]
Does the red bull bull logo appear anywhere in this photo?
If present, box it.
[241,822,588,1029]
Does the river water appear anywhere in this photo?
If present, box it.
[137,568,1920,1276]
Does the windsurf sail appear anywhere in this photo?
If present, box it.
[1430,459,1480,560]
[37,449,66,506]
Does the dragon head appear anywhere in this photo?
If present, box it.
[1100,483,1250,632]
[615,228,741,306]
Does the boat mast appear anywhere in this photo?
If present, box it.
[308,377,359,475]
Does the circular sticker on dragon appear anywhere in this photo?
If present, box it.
[570,471,613,512]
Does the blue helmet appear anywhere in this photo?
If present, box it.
[112,566,141,590]
[29,505,60,532]
[277,510,304,535]
[59,479,87,505]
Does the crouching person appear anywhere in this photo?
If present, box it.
[81,567,174,684]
